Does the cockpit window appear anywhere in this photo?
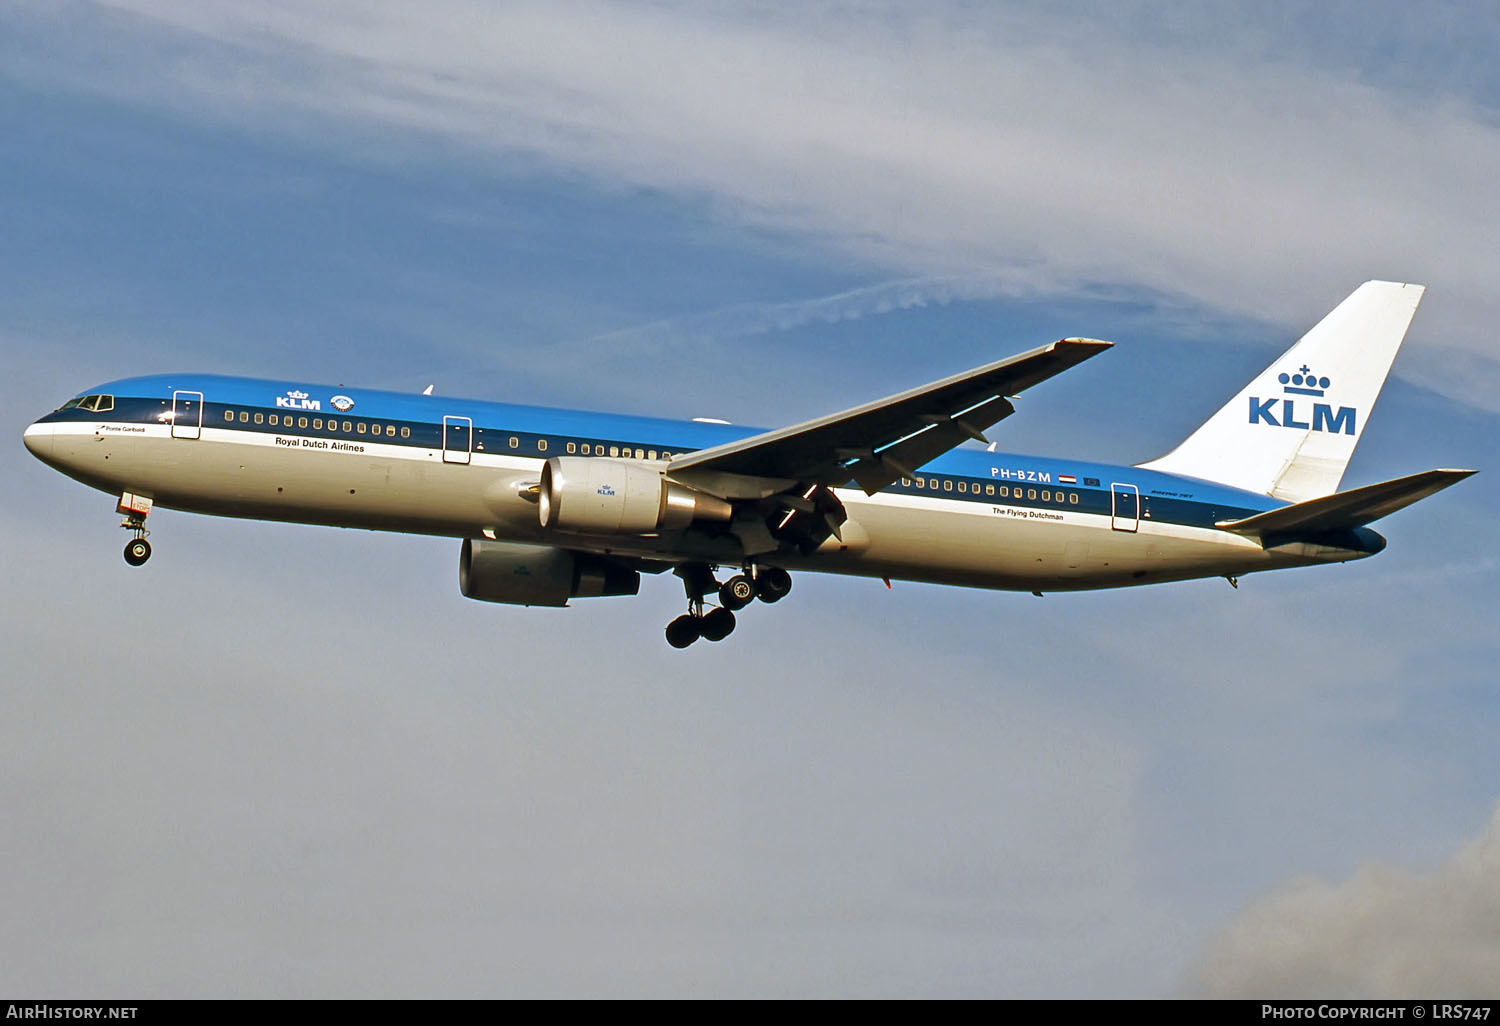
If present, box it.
[58,394,115,412]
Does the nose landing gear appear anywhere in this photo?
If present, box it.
[117,492,153,566]
[123,535,152,566]
[664,563,792,648]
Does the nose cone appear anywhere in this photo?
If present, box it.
[23,421,53,462]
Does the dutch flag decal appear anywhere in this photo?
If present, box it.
[1058,474,1077,485]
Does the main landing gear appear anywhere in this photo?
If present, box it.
[664,564,793,649]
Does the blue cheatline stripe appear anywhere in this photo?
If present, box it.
[40,379,1275,530]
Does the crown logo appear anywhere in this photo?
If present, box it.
[287,390,309,399]
[1279,365,1329,397]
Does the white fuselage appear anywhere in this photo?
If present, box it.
[23,378,1376,594]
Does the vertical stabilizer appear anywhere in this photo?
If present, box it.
[1138,281,1424,502]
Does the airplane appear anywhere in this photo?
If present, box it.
[22,280,1474,648]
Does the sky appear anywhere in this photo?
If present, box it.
[2,0,1497,998]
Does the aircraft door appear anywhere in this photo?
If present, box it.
[1111,482,1140,532]
[171,390,203,440]
[443,415,472,464]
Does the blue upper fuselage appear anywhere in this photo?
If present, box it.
[38,372,1287,527]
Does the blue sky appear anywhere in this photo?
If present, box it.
[3,1,1497,997]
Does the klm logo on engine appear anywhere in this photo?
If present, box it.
[276,389,321,411]
[1248,366,1355,435]
[597,484,616,496]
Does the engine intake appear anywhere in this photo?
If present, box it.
[459,539,639,607]
[538,457,732,534]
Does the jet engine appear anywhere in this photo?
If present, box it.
[459,539,639,607]
[537,457,732,534]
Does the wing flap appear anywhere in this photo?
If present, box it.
[667,338,1110,494]
[1216,468,1475,540]
[846,394,1015,492]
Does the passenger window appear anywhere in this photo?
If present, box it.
[634,448,643,459]
[567,442,577,454]
[269,414,279,426]
[986,484,994,495]
[356,422,366,434]
[400,427,410,438]
[240,412,250,423]
[538,439,548,452]
[342,420,352,432]
[313,417,322,429]
[1027,488,1036,500]
[1070,493,1078,504]
[508,436,519,449]
[300,417,309,429]
[609,446,619,458]
[648,450,657,460]
[224,411,234,422]
[943,480,952,491]
[1041,490,1050,502]
[958,481,967,493]
[254,413,264,424]
[901,478,911,487]
[386,425,395,437]
[1000,486,1009,497]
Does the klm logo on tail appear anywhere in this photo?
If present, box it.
[1248,366,1356,435]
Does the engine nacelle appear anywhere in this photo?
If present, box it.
[459,539,639,607]
[537,457,732,534]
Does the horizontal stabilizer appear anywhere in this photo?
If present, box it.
[1216,468,1475,540]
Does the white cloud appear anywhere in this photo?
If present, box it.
[574,271,1098,358]
[11,0,1500,406]
[1189,806,1500,998]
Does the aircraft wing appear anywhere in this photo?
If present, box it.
[667,338,1111,496]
